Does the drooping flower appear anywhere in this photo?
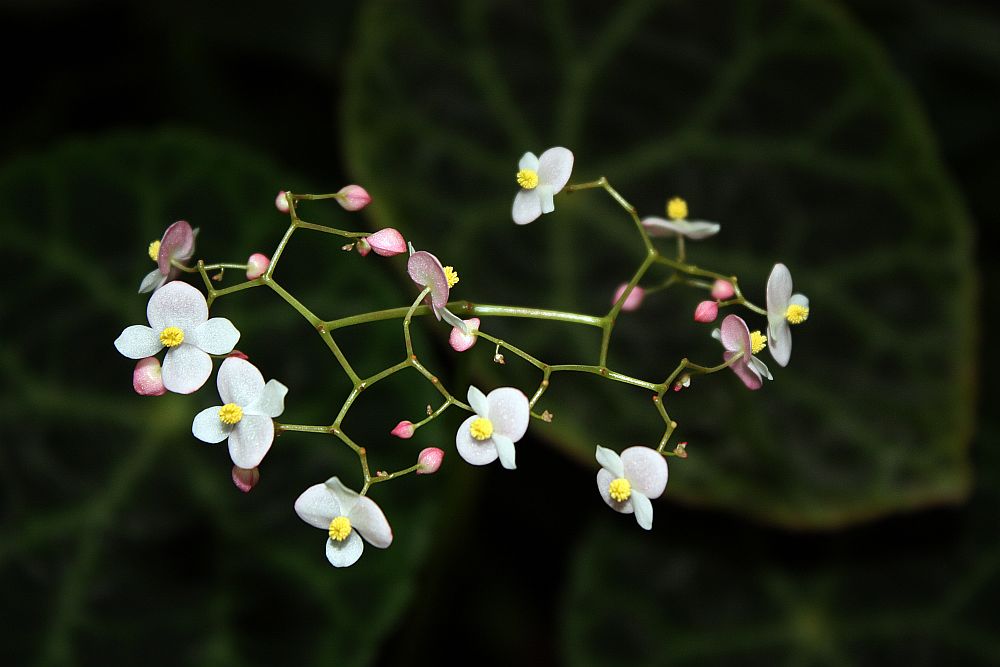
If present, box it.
[612,283,645,312]
[138,220,197,293]
[406,249,451,321]
[595,445,668,530]
[191,357,287,469]
[357,228,406,257]
[417,447,444,474]
[455,385,529,470]
[294,477,393,568]
[114,281,240,394]
[641,197,720,240]
[449,317,480,352]
[512,147,574,225]
[246,253,270,280]
[714,314,772,391]
[766,263,809,367]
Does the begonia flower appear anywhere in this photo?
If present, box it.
[455,385,529,470]
[642,197,719,240]
[595,445,668,530]
[714,314,772,391]
[512,147,574,225]
[139,221,197,293]
[406,249,451,321]
[294,477,393,568]
[766,263,809,367]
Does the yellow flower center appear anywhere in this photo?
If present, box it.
[609,477,632,502]
[159,326,185,347]
[218,403,243,425]
[443,266,460,288]
[516,169,539,190]
[667,197,688,221]
[786,304,809,324]
[469,417,494,440]
[750,330,767,355]
[328,516,352,542]
[148,240,161,262]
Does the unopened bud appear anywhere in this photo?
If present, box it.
[275,190,290,214]
[612,283,646,312]
[246,253,270,280]
[694,300,719,323]
[711,279,735,300]
[336,184,371,212]
[355,237,372,257]
[416,447,444,474]
[391,420,415,439]
[232,465,260,492]
[227,350,249,361]
[449,317,481,352]
[673,442,688,458]
[132,357,166,396]
[364,228,407,256]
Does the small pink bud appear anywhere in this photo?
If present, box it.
[246,253,270,280]
[275,190,290,214]
[417,447,444,474]
[711,279,735,300]
[355,237,371,257]
[449,317,480,352]
[364,228,407,256]
[132,357,166,396]
[391,420,415,439]
[337,184,371,212]
[227,350,249,361]
[232,465,260,493]
[694,300,719,323]
[612,283,645,312]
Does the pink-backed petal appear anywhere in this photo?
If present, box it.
[161,343,212,394]
[138,268,166,294]
[294,482,342,528]
[417,447,444,474]
[244,379,287,418]
[455,416,499,466]
[147,280,208,332]
[228,414,274,468]
[694,300,719,323]
[596,468,633,514]
[725,350,763,390]
[115,325,161,359]
[406,251,449,309]
[246,253,270,280]
[232,466,260,493]
[518,152,539,172]
[512,189,542,225]
[621,446,668,499]
[612,283,645,311]
[192,405,231,443]
[631,491,654,530]
[217,357,265,406]
[595,445,625,479]
[719,314,751,354]
[157,221,195,274]
[711,280,735,300]
[132,357,166,396]
[486,387,529,442]
[192,318,240,355]
[366,228,407,256]
[537,147,574,193]
[326,533,364,567]
[449,317,480,352]
[349,495,393,548]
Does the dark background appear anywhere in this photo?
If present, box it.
[1,1,996,665]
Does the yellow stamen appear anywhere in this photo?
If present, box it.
[469,417,494,441]
[516,169,539,190]
[750,330,767,355]
[148,240,161,262]
[328,516,352,542]
[786,304,809,324]
[159,326,184,348]
[218,403,243,425]
[443,266,460,288]
[667,197,688,221]
[609,477,632,502]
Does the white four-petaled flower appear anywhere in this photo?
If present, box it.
[766,263,809,367]
[641,197,720,240]
[191,357,287,469]
[512,147,574,225]
[294,477,393,568]
[714,314,772,391]
[114,281,240,394]
[595,445,668,530]
[455,385,529,469]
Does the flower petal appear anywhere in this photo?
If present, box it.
[147,280,208,332]
[720,314,751,354]
[227,414,274,469]
[294,482,342,528]
[767,319,791,368]
[492,433,517,470]
[621,446,668,499]
[138,268,166,294]
[114,325,162,359]
[512,189,542,225]
[537,147,574,193]
[596,468,633,514]
[676,220,720,239]
[325,477,362,516]
[595,445,625,479]
[245,379,288,418]
[192,405,231,443]
[486,387,529,442]
[455,415,499,466]
[325,533,364,567]
[157,220,195,274]
[750,355,773,381]
[467,385,489,417]
[349,496,393,548]
[161,344,212,394]
[641,217,720,240]
[790,293,810,309]
[631,490,654,530]
[217,357,264,406]
[537,185,555,214]
[192,318,240,355]
[449,317,480,352]
[439,306,470,335]
[725,350,763,390]
[406,251,449,309]
[518,152,539,172]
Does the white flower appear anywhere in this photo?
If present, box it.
[455,385,529,469]
[294,477,393,568]
[595,445,668,530]
[512,147,574,225]
[191,357,287,469]
[766,263,809,367]
[641,197,720,240]
[114,281,240,394]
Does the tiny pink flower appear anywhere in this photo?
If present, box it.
[232,465,260,493]
[337,185,371,212]
[711,279,735,300]
[407,249,450,320]
[694,300,719,323]
[391,421,415,439]
[139,220,197,293]
[362,228,406,257]
[449,317,480,352]
[417,447,445,474]
[275,190,290,214]
[612,283,645,312]
[246,253,270,280]
[715,314,772,391]
[132,357,166,396]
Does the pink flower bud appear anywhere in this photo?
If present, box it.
[391,421,415,439]
[232,465,260,492]
[417,447,444,474]
[612,283,645,312]
[246,253,270,280]
[711,279,735,300]
[132,357,166,396]
[337,184,371,212]
[355,237,371,257]
[227,350,250,361]
[275,190,290,214]
[694,300,719,323]
[364,228,406,256]
[449,317,480,352]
